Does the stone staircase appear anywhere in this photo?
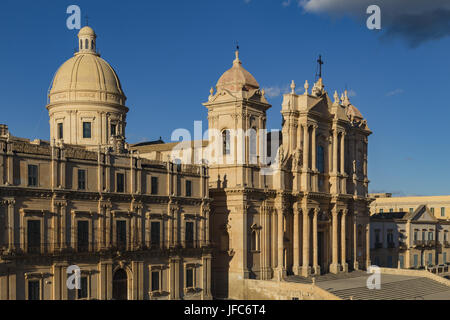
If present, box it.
[285,270,367,284]
[329,277,450,300]
[285,271,450,300]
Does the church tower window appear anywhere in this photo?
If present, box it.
[82,122,92,139]
[222,130,231,155]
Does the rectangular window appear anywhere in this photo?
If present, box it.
[379,209,383,213]
[77,277,88,299]
[151,271,160,292]
[399,208,403,212]
[28,280,40,300]
[422,231,426,240]
[387,229,394,244]
[58,123,63,140]
[441,207,446,217]
[186,268,194,288]
[27,220,41,254]
[78,169,86,190]
[409,208,414,213]
[83,122,92,139]
[77,220,89,252]
[389,208,393,213]
[116,173,125,193]
[428,253,433,266]
[444,252,447,264]
[185,180,192,197]
[414,231,418,241]
[110,124,117,136]
[150,221,161,246]
[413,254,418,267]
[185,221,194,246]
[28,164,38,187]
[399,255,404,269]
[116,220,127,249]
[430,207,435,214]
[151,177,158,195]
[428,232,433,241]
[444,233,448,242]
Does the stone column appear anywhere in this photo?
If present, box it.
[341,209,348,272]
[313,208,320,275]
[302,208,311,277]
[353,213,359,270]
[311,125,318,192]
[201,254,212,300]
[292,205,301,275]
[312,125,317,171]
[333,130,338,174]
[366,224,371,269]
[6,199,15,251]
[276,207,286,280]
[340,132,346,174]
[330,208,340,274]
[303,124,309,170]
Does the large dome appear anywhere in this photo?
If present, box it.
[46,26,129,150]
[216,51,259,92]
[49,54,125,104]
[48,27,126,106]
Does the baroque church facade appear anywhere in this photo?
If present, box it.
[0,26,372,300]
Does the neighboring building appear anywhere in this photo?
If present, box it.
[0,27,212,300]
[370,193,450,219]
[370,205,450,269]
[132,50,373,298]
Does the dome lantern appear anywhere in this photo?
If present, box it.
[77,26,97,54]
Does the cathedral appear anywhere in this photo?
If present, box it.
[0,26,372,300]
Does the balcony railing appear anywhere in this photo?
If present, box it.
[1,240,214,258]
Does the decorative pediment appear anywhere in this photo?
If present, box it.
[410,205,438,223]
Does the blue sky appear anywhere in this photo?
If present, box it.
[0,0,449,196]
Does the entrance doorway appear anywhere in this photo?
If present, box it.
[318,232,325,274]
[113,269,128,300]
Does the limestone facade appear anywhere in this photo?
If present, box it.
[370,193,450,219]
[0,27,212,300]
[134,51,374,299]
[370,205,450,269]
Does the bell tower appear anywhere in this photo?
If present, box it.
[203,49,271,189]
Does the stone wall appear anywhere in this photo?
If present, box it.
[241,279,341,300]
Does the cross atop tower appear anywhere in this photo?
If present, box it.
[315,54,324,81]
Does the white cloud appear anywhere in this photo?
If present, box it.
[264,83,304,98]
[290,0,450,47]
[386,88,404,97]
[347,89,357,97]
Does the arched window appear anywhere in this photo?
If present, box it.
[251,230,257,251]
[85,39,89,50]
[249,127,257,164]
[80,40,83,49]
[222,130,230,155]
[251,229,260,251]
[91,40,95,51]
